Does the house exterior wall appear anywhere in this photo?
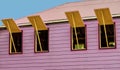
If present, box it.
[0,18,120,70]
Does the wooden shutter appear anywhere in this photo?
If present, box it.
[65,11,84,27]
[2,19,21,33]
[27,15,47,31]
[94,8,113,25]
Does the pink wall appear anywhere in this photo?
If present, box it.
[0,18,120,70]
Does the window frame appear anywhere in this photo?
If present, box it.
[71,25,87,51]
[98,23,116,49]
[9,30,23,54]
[34,28,49,53]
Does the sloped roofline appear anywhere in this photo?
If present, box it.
[0,0,120,28]
[0,14,120,28]
[14,0,120,24]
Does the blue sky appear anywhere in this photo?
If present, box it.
[0,0,82,25]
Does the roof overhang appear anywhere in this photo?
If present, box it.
[0,14,120,29]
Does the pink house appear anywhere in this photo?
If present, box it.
[0,0,120,70]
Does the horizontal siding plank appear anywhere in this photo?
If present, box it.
[1,51,120,61]
[49,33,70,37]
[49,30,70,34]
[1,62,120,69]
[49,37,69,41]
[0,47,119,55]
[1,56,120,65]
[49,26,70,31]
[2,62,120,68]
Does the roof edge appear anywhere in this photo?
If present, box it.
[0,14,120,29]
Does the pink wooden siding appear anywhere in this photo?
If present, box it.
[0,18,120,70]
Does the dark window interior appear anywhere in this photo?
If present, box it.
[11,32,22,53]
[100,24,115,48]
[72,27,86,50]
[36,30,48,52]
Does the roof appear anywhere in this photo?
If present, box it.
[14,0,120,24]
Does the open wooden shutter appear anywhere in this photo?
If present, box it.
[27,15,47,52]
[94,8,113,25]
[65,11,84,27]
[65,11,85,50]
[27,15,47,31]
[2,19,21,33]
[95,8,114,48]
[2,18,21,53]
